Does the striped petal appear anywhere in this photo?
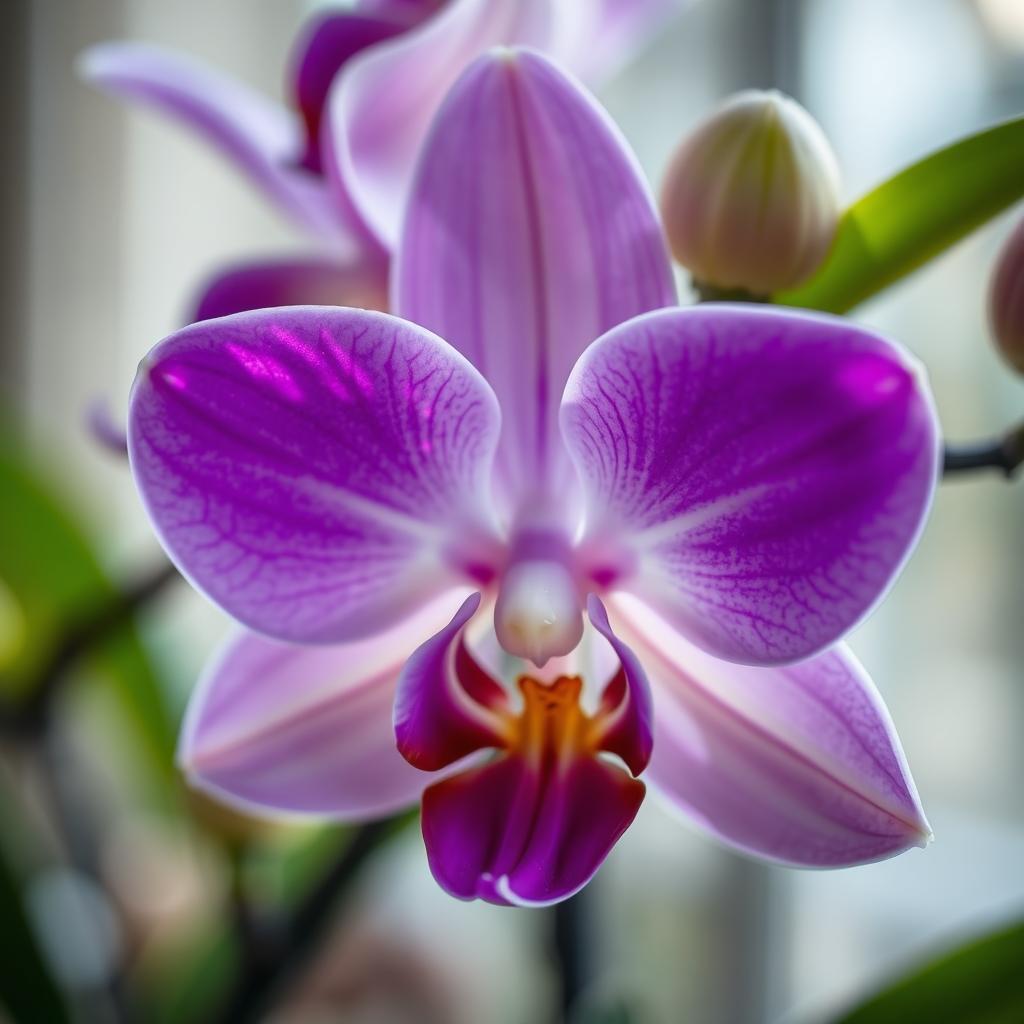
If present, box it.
[395,48,674,518]
[613,594,931,866]
[179,591,471,819]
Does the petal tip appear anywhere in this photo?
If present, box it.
[76,41,124,83]
[911,817,934,851]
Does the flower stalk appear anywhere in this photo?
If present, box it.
[942,420,1024,479]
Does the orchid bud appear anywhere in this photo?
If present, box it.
[660,89,842,296]
[988,213,1024,374]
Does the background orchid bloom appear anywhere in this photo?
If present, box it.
[128,50,939,905]
[80,0,685,322]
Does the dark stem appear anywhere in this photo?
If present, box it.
[226,846,258,959]
[210,818,402,1024]
[552,889,593,1022]
[943,422,1024,479]
[0,559,179,734]
[692,279,770,304]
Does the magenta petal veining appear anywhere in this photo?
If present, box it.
[125,47,940,903]
[562,304,940,666]
[128,307,502,643]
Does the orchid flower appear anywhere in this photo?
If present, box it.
[129,50,939,906]
[80,0,684,321]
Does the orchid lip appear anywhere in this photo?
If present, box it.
[117,37,941,900]
[420,666,648,906]
[395,594,653,905]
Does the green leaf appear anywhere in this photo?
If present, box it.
[776,114,1024,313]
[0,431,177,787]
[0,797,72,1024]
[145,925,238,1024]
[834,918,1024,1024]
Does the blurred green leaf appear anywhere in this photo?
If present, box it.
[834,918,1024,1024]
[776,115,1024,313]
[0,797,72,1024]
[258,824,349,905]
[0,432,176,785]
[572,997,637,1024]
[145,925,238,1024]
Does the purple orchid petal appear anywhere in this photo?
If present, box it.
[190,255,389,323]
[324,0,556,250]
[394,593,512,771]
[128,307,503,642]
[86,397,128,458]
[586,595,653,776]
[179,590,471,819]
[289,10,427,175]
[79,42,367,246]
[358,0,448,19]
[552,0,689,84]
[396,48,674,515]
[422,752,644,905]
[612,594,931,866]
[562,305,939,665]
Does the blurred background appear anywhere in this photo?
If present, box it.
[2,0,1023,1021]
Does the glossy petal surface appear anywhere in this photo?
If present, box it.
[562,306,939,665]
[179,591,470,818]
[399,594,651,904]
[191,255,389,323]
[423,753,644,905]
[129,307,501,642]
[613,594,930,866]
[396,49,674,514]
[394,593,510,771]
[587,595,653,775]
[80,43,340,240]
[326,0,553,249]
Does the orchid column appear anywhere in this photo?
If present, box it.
[128,50,939,906]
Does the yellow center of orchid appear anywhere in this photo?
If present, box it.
[503,675,607,768]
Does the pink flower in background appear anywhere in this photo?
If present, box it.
[129,50,939,905]
[80,0,685,322]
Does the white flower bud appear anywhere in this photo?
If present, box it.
[988,212,1024,375]
[660,89,842,296]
